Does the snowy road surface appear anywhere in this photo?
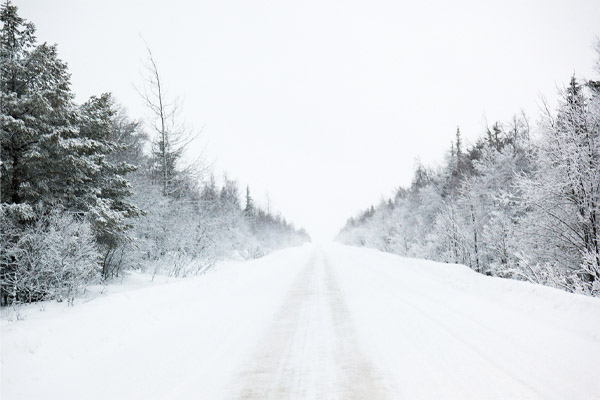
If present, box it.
[3,244,600,399]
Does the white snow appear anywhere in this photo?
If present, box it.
[2,243,600,399]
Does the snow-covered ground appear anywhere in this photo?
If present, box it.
[2,243,600,399]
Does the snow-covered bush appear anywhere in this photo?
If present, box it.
[1,206,100,305]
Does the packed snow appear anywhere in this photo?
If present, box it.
[2,243,600,399]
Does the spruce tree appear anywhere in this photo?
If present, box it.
[244,186,254,216]
[1,2,141,285]
[0,0,78,209]
[77,94,141,277]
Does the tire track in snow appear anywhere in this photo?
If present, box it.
[322,256,390,399]
[231,250,388,399]
[329,249,551,399]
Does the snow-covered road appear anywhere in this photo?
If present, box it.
[3,244,600,399]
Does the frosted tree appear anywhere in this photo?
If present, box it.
[1,2,143,301]
[519,76,600,293]
[77,94,142,278]
[137,44,199,198]
[244,186,255,216]
[0,1,92,303]
[0,1,78,208]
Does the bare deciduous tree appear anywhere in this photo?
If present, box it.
[136,42,204,197]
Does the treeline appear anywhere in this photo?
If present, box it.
[0,2,309,305]
[338,42,600,297]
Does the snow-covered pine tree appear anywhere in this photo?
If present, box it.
[245,185,255,216]
[0,0,78,209]
[1,1,142,301]
[0,1,90,304]
[77,94,142,278]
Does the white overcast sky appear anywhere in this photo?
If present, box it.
[19,0,600,240]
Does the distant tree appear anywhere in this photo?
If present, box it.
[201,175,219,203]
[455,126,463,158]
[220,177,240,208]
[411,162,430,189]
[244,186,255,216]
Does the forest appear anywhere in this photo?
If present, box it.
[338,44,600,297]
[0,2,310,306]
[2,0,599,307]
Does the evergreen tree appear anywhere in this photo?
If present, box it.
[1,2,143,299]
[244,185,255,216]
[77,94,141,277]
[455,126,463,159]
[0,0,79,209]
